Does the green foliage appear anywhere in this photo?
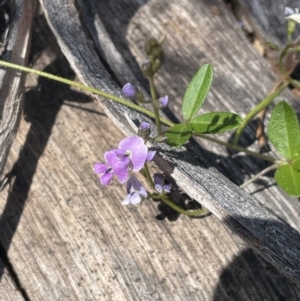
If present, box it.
[190,112,242,134]
[268,101,300,159]
[275,165,300,197]
[182,64,213,121]
[268,101,300,196]
[291,156,300,171]
[165,124,192,147]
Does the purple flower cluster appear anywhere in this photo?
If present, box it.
[94,135,155,205]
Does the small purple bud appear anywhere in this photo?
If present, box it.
[138,122,151,139]
[153,173,172,193]
[158,95,168,108]
[122,83,136,99]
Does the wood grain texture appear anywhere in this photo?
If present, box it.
[236,0,300,46]
[0,258,25,301]
[0,0,35,175]
[38,0,300,283]
[0,0,300,300]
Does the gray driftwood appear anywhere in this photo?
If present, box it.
[0,0,300,300]
[0,0,35,174]
[38,0,300,284]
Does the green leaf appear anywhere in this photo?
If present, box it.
[275,165,300,197]
[189,112,242,134]
[165,123,192,147]
[182,64,213,121]
[268,101,300,159]
[292,156,300,171]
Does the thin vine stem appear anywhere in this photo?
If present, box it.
[148,76,162,134]
[233,81,289,145]
[0,60,173,127]
[0,59,287,168]
[142,163,155,189]
[194,133,284,164]
[240,163,280,188]
[151,194,210,217]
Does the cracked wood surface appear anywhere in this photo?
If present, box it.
[0,0,300,300]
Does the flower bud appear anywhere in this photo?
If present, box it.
[138,122,151,139]
[144,38,160,55]
[122,83,136,99]
[141,60,154,77]
[154,173,172,193]
[136,90,144,103]
[158,95,168,108]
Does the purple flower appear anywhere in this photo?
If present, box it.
[94,136,155,186]
[94,150,130,185]
[94,162,114,186]
[154,173,172,193]
[158,95,168,108]
[117,136,149,171]
[122,83,136,99]
[122,176,147,205]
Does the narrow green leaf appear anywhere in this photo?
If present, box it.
[165,123,192,147]
[268,101,300,159]
[275,165,300,197]
[189,112,242,134]
[182,64,213,121]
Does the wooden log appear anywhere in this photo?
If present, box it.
[36,0,300,285]
[0,1,300,299]
[0,0,36,174]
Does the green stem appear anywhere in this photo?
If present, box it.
[286,45,300,55]
[0,60,174,127]
[152,194,210,217]
[142,163,155,189]
[148,76,162,134]
[240,163,280,189]
[290,79,300,90]
[194,133,284,164]
[233,81,288,145]
[278,44,291,80]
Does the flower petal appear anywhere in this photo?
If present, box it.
[130,147,148,171]
[118,136,144,152]
[94,163,109,174]
[122,194,132,205]
[285,7,294,17]
[130,192,142,205]
[129,176,147,197]
[114,161,129,184]
[146,150,156,162]
[105,149,124,165]
[154,174,164,193]
[100,172,113,186]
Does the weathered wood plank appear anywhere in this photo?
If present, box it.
[0,258,25,301]
[0,0,36,174]
[1,41,300,300]
[38,0,300,284]
[236,0,300,46]
[1,1,300,300]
